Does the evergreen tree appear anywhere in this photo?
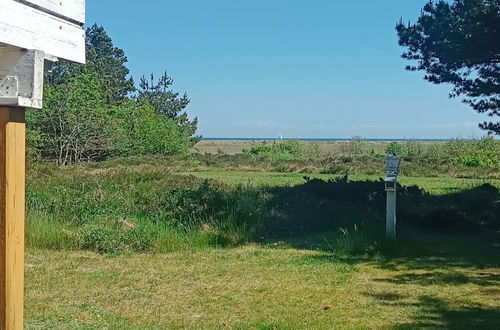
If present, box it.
[138,72,200,143]
[47,24,135,104]
[396,0,500,134]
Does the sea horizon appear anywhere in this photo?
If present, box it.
[202,137,454,142]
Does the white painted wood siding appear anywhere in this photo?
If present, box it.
[18,0,85,24]
[0,0,85,63]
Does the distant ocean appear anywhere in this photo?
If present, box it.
[203,138,450,142]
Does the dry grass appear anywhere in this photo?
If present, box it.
[193,140,427,155]
[26,234,499,329]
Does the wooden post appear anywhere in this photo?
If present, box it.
[0,107,25,330]
[384,154,401,239]
[1,2,84,328]
[386,190,396,239]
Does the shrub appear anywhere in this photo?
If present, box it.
[456,151,499,167]
[402,140,422,157]
[113,101,193,156]
[27,73,112,165]
[385,142,403,155]
[243,144,273,156]
[27,166,267,253]
[451,137,500,168]
[243,140,303,161]
[26,154,500,253]
[303,143,327,159]
[349,136,365,154]
[80,225,122,254]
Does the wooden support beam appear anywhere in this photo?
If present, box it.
[0,107,25,330]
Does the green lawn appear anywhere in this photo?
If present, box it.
[179,170,500,195]
[25,166,500,329]
[26,233,500,329]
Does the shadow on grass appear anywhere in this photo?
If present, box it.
[261,176,499,238]
[363,292,500,329]
[259,177,499,265]
[259,177,500,328]
[390,296,500,329]
[377,269,499,286]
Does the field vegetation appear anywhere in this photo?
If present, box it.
[190,138,500,179]
[25,118,500,328]
[25,146,500,328]
[27,137,500,254]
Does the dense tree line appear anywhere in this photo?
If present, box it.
[28,24,199,165]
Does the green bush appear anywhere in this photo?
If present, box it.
[401,140,422,157]
[243,140,303,160]
[349,136,365,155]
[26,166,265,253]
[27,73,112,165]
[385,142,403,155]
[456,150,499,167]
[30,26,200,165]
[451,137,500,168]
[113,101,193,156]
[243,144,273,156]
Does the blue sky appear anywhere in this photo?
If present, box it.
[87,0,486,139]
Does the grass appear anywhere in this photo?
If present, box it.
[25,156,500,253]
[189,138,500,179]
[36,137,498,180]
[179,170,500,195]
[26,232,500,329]
[26,160,499,253]
[24,153,500,328]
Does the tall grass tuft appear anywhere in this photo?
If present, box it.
[26,213,77,250]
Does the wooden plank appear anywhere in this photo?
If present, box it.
[0,0,85,63]
[15,0,85,25]
[0,107,26,330]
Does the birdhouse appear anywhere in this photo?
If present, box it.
[384,153,401,189]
